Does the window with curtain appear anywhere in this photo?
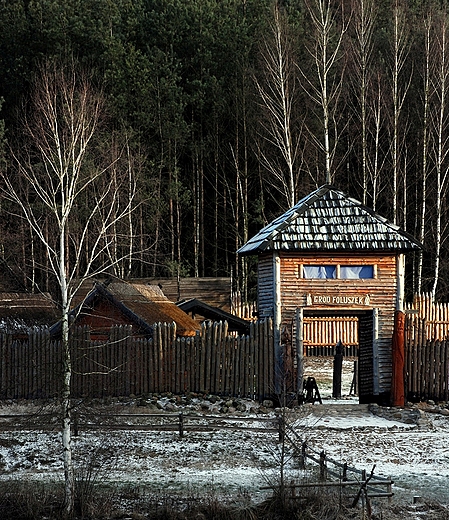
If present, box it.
[340,266,374,279]
[301,264,374,279]
[303,265,336,279]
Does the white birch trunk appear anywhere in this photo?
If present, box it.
[256,3,299,208]
[390,1,410,226]
[302,0,348,185]
[60,225,74,517]
[432,13,449,298]
[418,15,432,294]
[352,0,376,204]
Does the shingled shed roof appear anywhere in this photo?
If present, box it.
[93,281,201,337]
[238,185,422,255]
[52,279,201,337]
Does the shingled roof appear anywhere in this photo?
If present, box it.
[238,185,422,255]
[51,279,201,337]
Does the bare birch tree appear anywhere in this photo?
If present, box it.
[369,71,389,211]
[0,59,137,517]
[349,0,376,204]
[300,0,349,185]
[429,10,449,298]
[389,0,411,225]
[417,11,433,293]
[255,2,301,208]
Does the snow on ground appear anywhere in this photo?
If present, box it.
[1,357,449,514]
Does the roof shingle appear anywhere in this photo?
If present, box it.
[238,185,422,255]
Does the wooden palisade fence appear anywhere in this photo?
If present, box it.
[405,315,449,401]
[405,293,449,401]
[302,317,359,357]
[406,292,449,341]
[0,319,275,401]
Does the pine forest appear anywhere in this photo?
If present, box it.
[1,0,449,303]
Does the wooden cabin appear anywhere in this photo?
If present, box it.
[51,279,201,340]
[238,185,421,404]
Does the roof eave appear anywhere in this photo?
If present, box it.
[239,243,422,256]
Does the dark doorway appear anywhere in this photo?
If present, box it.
[300,308,376,404]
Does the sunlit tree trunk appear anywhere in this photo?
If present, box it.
[431,11,449,298]
[417,13,432,293]
[370,72,385,211]
[350,0,376,204]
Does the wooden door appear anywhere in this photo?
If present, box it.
[358,310,375,403]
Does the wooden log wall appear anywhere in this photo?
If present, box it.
[0,319,276,401]
[266,252,397,396]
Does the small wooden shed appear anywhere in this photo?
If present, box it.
[51,279,201,340]
[238,185,421,404]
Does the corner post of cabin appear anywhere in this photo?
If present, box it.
[396,254,405,312]
[273,252,282,395]
[295,307,304,400]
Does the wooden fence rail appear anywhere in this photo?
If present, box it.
[0,319,276,401]
[270,422,394,514]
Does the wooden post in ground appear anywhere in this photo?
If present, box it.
[178,412,184,438]
[332,341,343,398]
[299,441,307,469]
[349,360,358,396]
[319,451,326,481]
[391,311,406,406]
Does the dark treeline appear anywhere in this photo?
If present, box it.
[0,0,449,302]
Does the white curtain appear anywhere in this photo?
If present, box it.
[340,266,373,279]
[303,266,336,279]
